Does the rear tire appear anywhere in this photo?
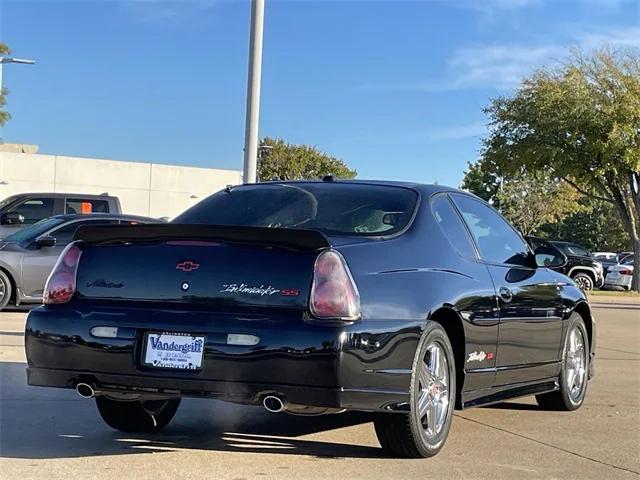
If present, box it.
[536,313,589,411]
[0,270,12,311]
[374,322,456,458]
[572,272,594,291]
[95,397,181,433]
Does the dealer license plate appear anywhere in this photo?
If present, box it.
[143,332,205,370]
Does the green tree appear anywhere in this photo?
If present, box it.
[0,43,11,127]
[462,158,630,250]
[496,171,585,236]
[462,159,585,235]
[482,48,640,290]
[539,198,631,252]
[460,158,501,204]
[257,137,356,181]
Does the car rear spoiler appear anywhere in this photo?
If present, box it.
[73,224,330,252]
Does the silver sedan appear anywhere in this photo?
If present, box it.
[603,255,634,291]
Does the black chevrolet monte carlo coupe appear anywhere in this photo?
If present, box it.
[25,180,595,458]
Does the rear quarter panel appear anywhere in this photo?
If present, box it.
[334,196,498,393]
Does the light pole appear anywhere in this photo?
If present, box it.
[0,57,35,92]
[0,56,34,138]
[242,0,265,184]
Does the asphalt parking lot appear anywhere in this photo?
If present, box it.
[1,304,638,480]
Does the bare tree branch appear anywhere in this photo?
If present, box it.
[560,177,614,204]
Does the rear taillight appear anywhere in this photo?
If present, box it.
[310,250,360,320]
[44,242,83,305]
[620,269,633,276]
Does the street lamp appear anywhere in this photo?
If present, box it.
[0,57,35,92]
[242,0,265,184]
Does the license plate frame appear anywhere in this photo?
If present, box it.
[142,332,205,370]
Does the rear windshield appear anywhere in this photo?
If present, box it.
[175,183,419,236]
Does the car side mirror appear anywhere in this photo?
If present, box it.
[534,245,567,268]
[1,212,25,225]
[35,235,56,248]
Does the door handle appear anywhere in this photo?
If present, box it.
[498,287,513,303]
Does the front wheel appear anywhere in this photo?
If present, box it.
[95,396,181,433]
[536,313,589,411]
[374,322,456,458]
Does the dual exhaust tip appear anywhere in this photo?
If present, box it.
[76,382,96,399]
[262,395,285,413]
[77,384,287,414]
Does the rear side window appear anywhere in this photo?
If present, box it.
[175,183,418,237]
[431,195,476,258]
[8,197,55,224]
[554,243,590,257]
[451,194,530,266]
[66,198,110,214]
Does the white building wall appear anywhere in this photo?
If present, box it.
[0,152,242,219]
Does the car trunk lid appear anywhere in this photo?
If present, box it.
[73,224,329,307]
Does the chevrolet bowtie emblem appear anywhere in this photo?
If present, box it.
[176,261,200,272]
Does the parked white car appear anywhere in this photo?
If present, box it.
[593,252,618,260]
[594,252,621,275]
[604,255,634,290]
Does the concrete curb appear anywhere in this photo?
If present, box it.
[590,302,640,310]
[587,294,640,306]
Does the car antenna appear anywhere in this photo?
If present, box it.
[322,174,335,182]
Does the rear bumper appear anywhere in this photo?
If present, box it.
[25,366,406,412]
[603,276,632,290]
[25,302,416,412]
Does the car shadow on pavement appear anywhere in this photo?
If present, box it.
[0,361,384,460]
[481,401,541,411]
[2,305,35,313]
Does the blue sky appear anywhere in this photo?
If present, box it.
[1,0,639,186]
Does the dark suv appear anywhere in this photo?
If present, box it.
[527,237,604,290]
[0,193,121,238]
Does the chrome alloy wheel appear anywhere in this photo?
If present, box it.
[565,326,587,402]
[0,280,5,303]
[573,274,593,291]
[416,342,450,439]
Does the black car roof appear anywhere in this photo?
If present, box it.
[236,179,463,196]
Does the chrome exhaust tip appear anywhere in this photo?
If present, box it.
[76,382,95,399]
[263,395,284,413]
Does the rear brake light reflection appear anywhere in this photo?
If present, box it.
[310,250,360,320]
[44,242,83,305]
